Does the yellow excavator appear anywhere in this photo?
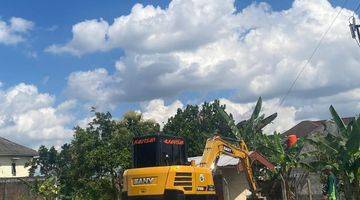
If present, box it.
[122,134,271,200]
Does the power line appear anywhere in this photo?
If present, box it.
[353,0,360,15]
[278,0,349,107]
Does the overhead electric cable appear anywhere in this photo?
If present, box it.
[277,0,349,107]
[353,0,360,15]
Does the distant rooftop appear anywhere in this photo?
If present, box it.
[283,117,355,137]
[0,137,37,157]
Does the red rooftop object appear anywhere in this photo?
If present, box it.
[287,134,298,147]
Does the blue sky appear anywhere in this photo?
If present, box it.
[0,0,350,89]
[0,0,293,97]
[0,0,359,147]
[0,0,351,101]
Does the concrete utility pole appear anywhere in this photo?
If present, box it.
[349,16,360,44]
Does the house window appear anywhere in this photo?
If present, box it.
[11,162,16,176]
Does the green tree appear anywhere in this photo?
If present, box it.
[28,111,160,199]
[163,100,235,156]
[119,111,160,136]
[307,105,360,199]
[27,146,59,177]
[61,111,159,199]
[25,146,60,200]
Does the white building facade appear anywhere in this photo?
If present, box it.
[0,137,37,178]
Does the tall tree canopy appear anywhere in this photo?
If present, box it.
[163,100,236,156]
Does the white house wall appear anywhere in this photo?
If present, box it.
[0,156,32,178]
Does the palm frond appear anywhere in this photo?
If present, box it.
[250,97,262,121]
[329,105,347,136]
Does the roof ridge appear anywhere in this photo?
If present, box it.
[0,136,35,150]
[0,136,37,156]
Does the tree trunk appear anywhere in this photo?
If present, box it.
[307,179,312,200]
[343,178,355,200]
[352,171,360,199]
[280,174,287,200]
[111,173,120,200]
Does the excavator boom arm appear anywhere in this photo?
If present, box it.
[199,136,257,193]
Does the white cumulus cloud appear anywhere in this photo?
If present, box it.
[219,98,297,133]
[46,19,109,56]
[141,99,183,128]
[0,17,34,45]
[46,0,234,55]
[53,0,359,121]
[0,83,76,148]
[66,68,123,110]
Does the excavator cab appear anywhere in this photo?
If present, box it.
[132,135,187,168]
[122,135,216,200]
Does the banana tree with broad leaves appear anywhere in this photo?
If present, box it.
[218,97,308,199]
[218,97,277,149]
[306,105,360,199]
[260,133,311,200]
